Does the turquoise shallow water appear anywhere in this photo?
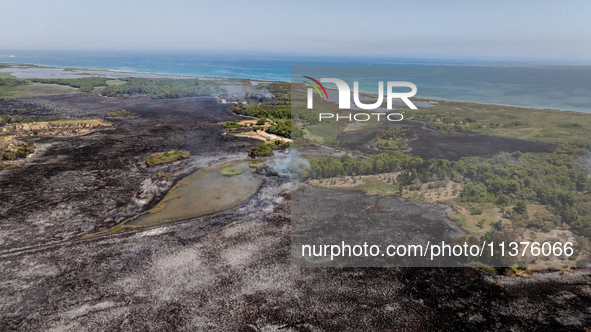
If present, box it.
[1,50,590,112]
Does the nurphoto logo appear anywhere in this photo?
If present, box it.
[305,76,418,110]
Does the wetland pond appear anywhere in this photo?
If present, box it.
[124,160,261,228]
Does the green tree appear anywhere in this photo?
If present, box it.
[577,215,591,238]
[513,200,528,216]
[491,220,504,231]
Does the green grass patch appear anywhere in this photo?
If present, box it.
[224,121,244,129]
[220,167,244,176]
[105,79,127,86]
[109,224,134,234]
[358,181,399,196]
[0,78,26,98]
[306,120,348,144]
[146,150,190,167]
[107,109,134,117]
[409,98,591,144]
[448,213,468,227]
[1,82,81,98]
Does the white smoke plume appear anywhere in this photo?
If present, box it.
[222,84,274,99]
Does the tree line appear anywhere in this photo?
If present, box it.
[29,77,109,92]
[266,120,291,138]
[101,78,222,99]
[308,146,591,230]
[230,104,291,120]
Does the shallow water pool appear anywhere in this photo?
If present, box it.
[126,160,260,227]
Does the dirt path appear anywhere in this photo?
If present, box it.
[233,129,291,143]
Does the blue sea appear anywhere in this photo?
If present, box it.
[1,50,590,112]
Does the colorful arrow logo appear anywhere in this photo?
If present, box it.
[304,76,329,100]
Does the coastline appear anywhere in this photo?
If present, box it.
[2,62,590,113]
[0,62,249,81]
[0,58,289,83]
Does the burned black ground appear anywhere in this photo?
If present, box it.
[336,120,557,160]
[0,93,589,331]
[1,181,590,331]
[0,94,259,252]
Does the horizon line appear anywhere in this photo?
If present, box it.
[0,49,590,66]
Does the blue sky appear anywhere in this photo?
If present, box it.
[1,0,590,62]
